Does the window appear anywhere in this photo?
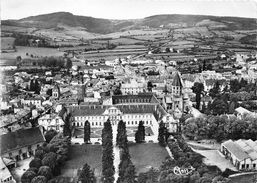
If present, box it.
[132,121,133,125]
[253,164,256,168]
[99,122,102,126]
[128,121,130,125]
[246,164,249,169]
[96,122,98,126]
[242,164,245,169]
[135,121,137,125]
[92,122,94,126]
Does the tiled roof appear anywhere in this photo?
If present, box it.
[0,127,45,155]
[222,140,250,161]
[112,94,159,104]
[69,103,167,121]
[172,72,183,87]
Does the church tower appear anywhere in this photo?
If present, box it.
[171,72,184,111]
[171,72,183,96]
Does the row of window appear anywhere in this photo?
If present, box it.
[114,98,150,103]
[73,120,152,127]
[75,114,152,121]
[2,176,13,182]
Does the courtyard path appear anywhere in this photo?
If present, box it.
[165,146,174,159]
[112,125,120,183]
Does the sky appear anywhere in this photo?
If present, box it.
[1,0,257,20]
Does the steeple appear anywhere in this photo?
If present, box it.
[171,72,183,96]
[172,72,183,87]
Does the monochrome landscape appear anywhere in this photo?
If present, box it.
[1,0,257,183]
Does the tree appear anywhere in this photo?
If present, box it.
[38,166,53,181]
[206,64,213,71]
[42,152,57,170]
[138,168,159,183]
[31,176,47,183]
[203,60,206,71]
[135,121,145,143]
[102,119,114,183]
[34,79,41,94]
[198,64,202,73]
[45,129,58,143]
[16,56,22,61]
[118,150,136,183]
[21,170,37,183]
[211,98,228,115]
[165,47,171,53]
[228,101,236,114]
[113,87,122,95]
[84,120,91,143]
[35,149,45,160]
[209,81,220,98]
[29,158,42,169]
[230,79,240,93]
[147,81,154,92]
[63,113,72,137]
[116,120,127,148]
[78,163,96,183]
[158,121,167,146]
[192,82,204,110]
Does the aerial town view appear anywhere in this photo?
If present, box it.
[0,0,257,182]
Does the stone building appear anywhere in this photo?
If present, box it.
[0,127,45,161]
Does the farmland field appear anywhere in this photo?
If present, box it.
[1,37,15,50]
[1,46,64,60]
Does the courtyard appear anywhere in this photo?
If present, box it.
[60,142,169,180]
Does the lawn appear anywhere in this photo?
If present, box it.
[129,143,169,174]
[230,173,257,183]
[61,144,102,178]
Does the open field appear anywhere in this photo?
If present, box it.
[1,37,15,50]
[129,143,169,174]
[0,46,65,66]
[1,46,64,59]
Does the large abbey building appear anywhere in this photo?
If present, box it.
[57,72,188,135]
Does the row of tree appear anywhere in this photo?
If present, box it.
[21,133,71,183]
[116,120,136,183]
[101,119,115,183]
[183,114,257,142]
[139,135,231,183]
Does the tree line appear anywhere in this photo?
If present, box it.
[21,133,71,183]
[183,114,257,142]
[192,78,257,115]
[137,135,231,183]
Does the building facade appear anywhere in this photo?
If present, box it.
[1,127,45,162]
[221,139,257,170]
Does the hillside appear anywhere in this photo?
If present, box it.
[2,12,256,35]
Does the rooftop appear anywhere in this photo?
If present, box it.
[0,127,45,155]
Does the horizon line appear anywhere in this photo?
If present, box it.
[2,11,257,21]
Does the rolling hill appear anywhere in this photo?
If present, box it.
[2,12,256,34]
